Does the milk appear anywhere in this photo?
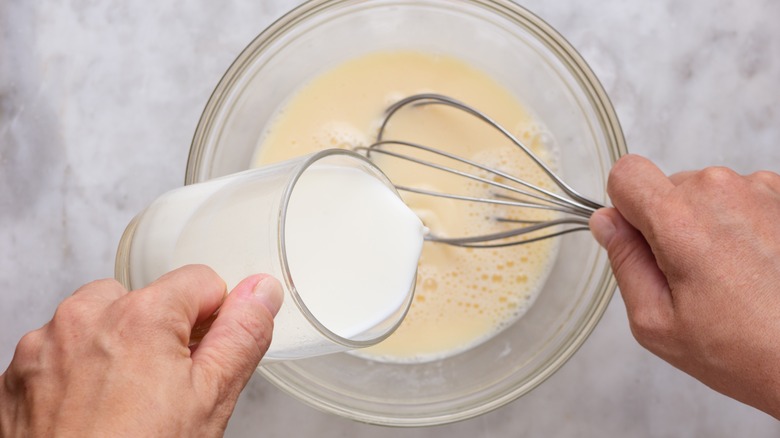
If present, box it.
[284,165,425,340]
[126,156,425,357]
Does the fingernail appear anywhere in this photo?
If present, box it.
[590,211,617,249]
[253,276,284,317]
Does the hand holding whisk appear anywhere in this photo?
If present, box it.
[355,93,603,248]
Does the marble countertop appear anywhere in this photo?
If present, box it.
[2,0,779,436]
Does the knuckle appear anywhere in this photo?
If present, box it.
[52,296,91,326]
[696,166,738,187]
[610,154,642,177]
[72,278,127,302]
[749,170,780,189]
[627,309,656,340]
[233,310,274,355]
[79,278,123,292]
[607,155,641,194]
[14,329,44,363]
[626,306,674,353]
[628,313,663,349]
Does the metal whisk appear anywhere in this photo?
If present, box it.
[354,93,603,248]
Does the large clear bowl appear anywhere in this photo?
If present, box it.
[188,0,626,427]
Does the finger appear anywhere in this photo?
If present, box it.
[191,274,283,400]
[607,154,675,237]
[589,208,674,343]
[144,264,227,328]
[669,170,697,186]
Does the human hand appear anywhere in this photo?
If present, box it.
[0,265,283,437]
[589,154,780,419]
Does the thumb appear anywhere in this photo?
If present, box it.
[590,208,674,339]
[191,274,283,398]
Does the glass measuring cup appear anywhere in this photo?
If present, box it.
[115,149,419,361]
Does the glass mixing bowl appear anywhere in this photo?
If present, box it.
[188,0,626,427]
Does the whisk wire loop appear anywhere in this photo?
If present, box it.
[360,93,604,247]
[377,94,602,210]
[356,140,594,217]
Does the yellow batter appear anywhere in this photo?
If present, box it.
[253,51,558,362]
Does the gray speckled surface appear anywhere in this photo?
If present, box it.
[2,1,779,436]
